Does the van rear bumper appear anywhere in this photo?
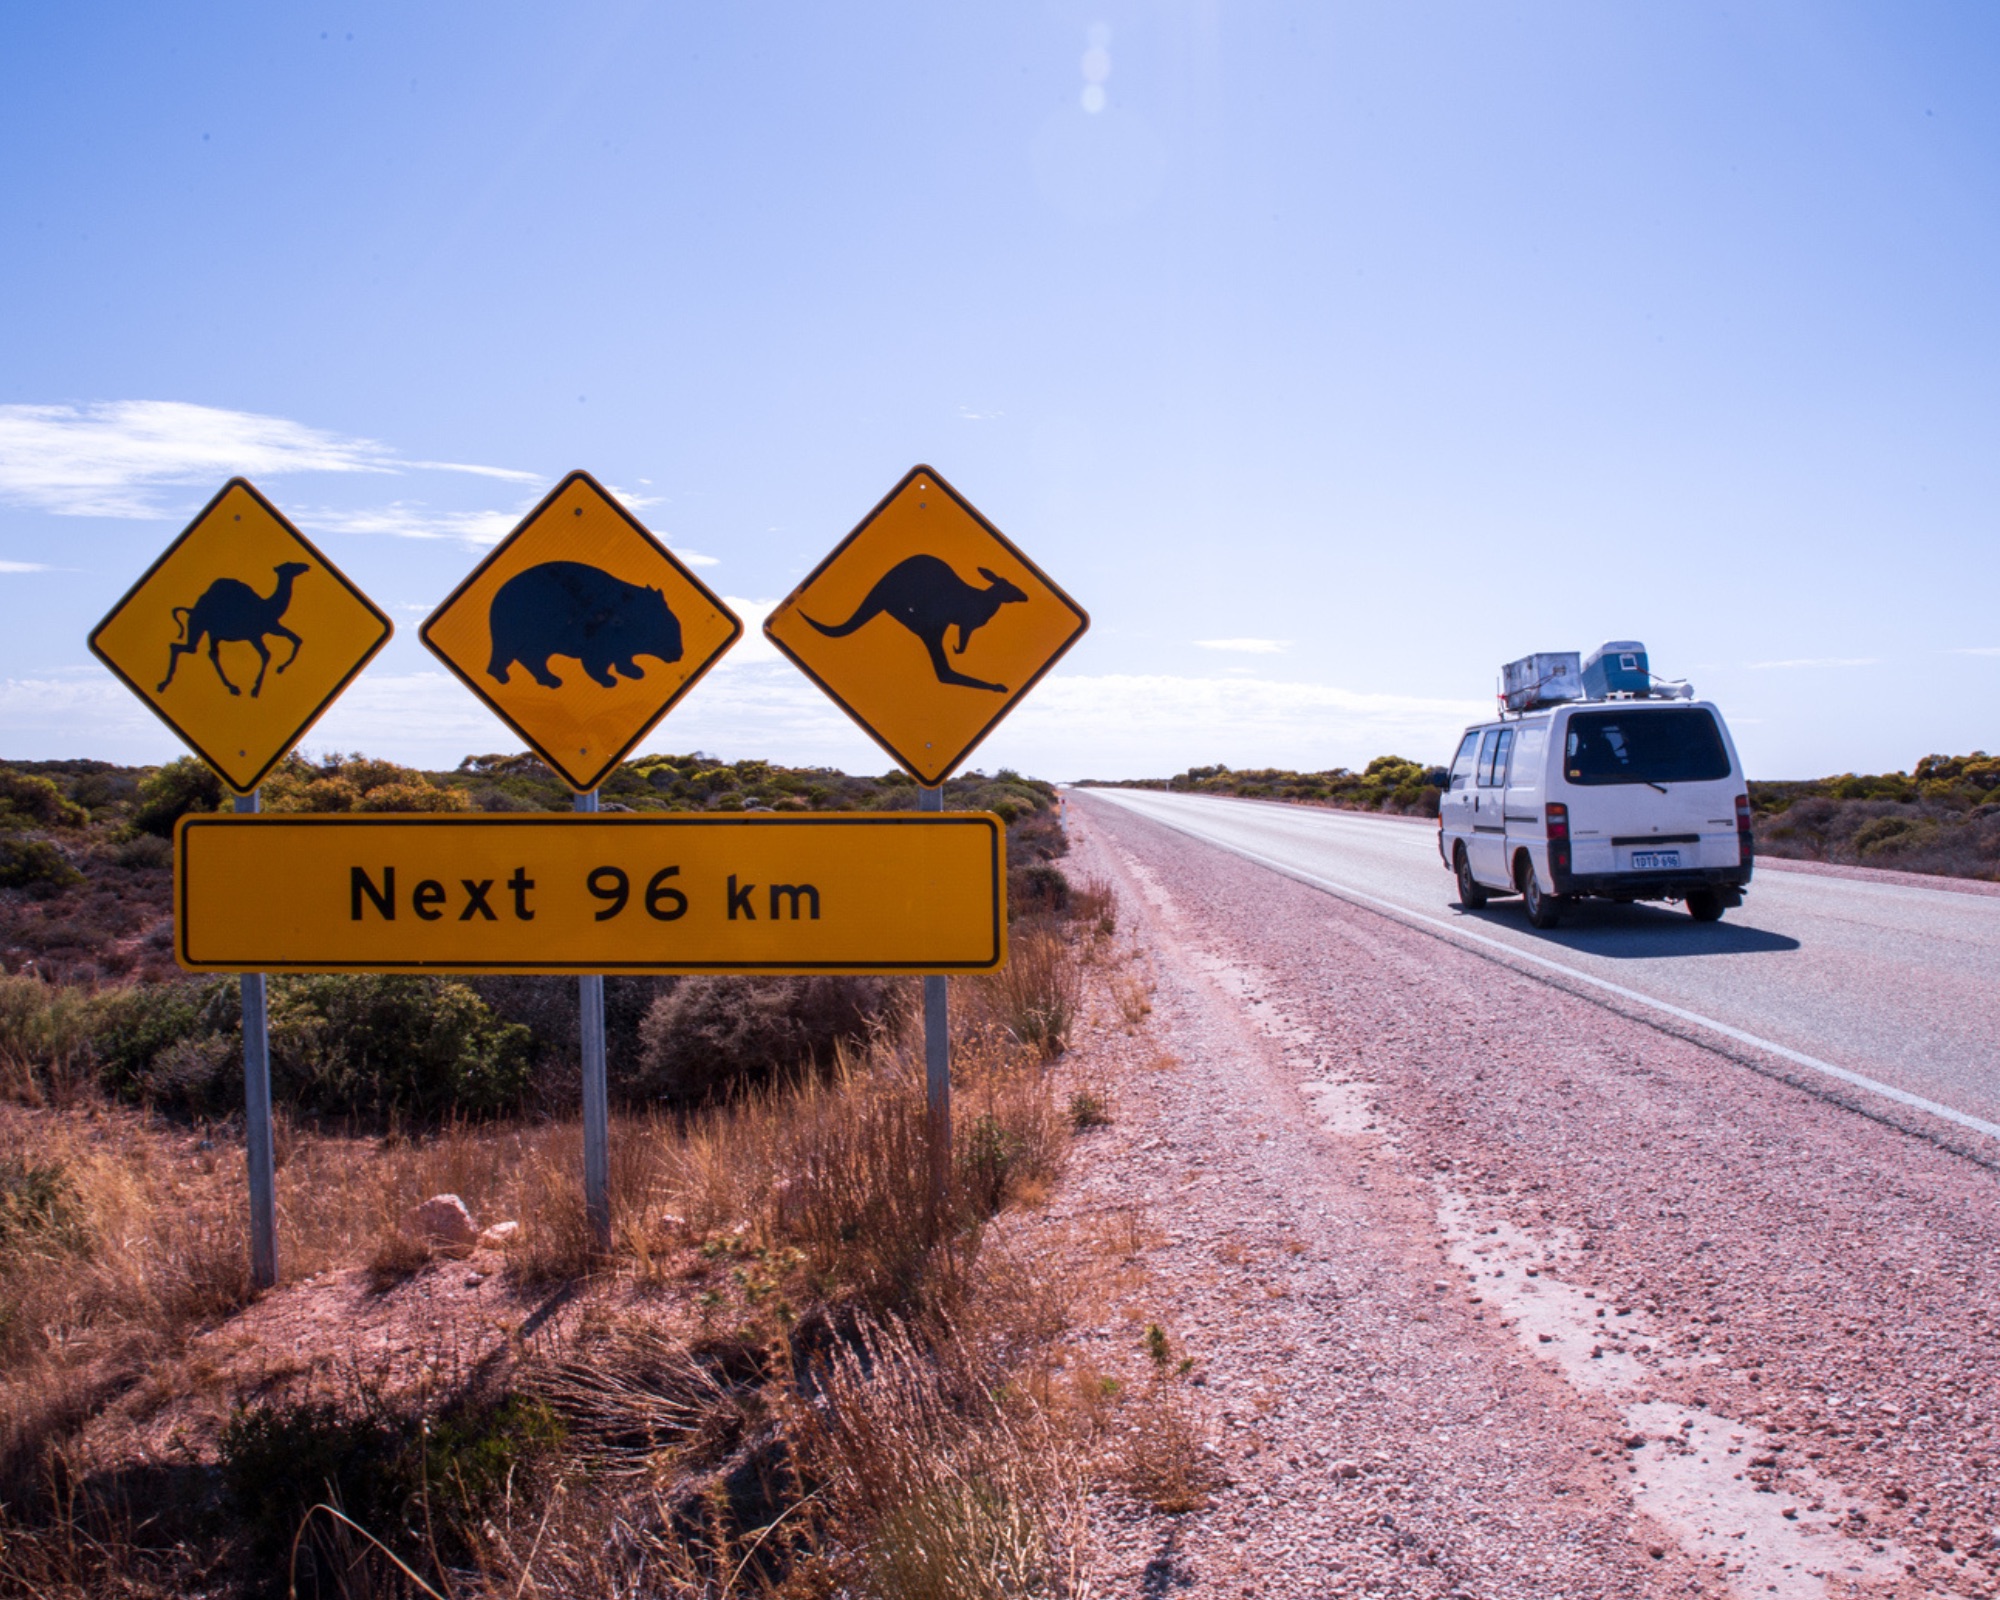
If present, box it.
[1550,862,1752,903]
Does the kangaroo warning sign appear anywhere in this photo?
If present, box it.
[420,471,742,794]
[87,478,393,795]
[764,465,1089,786]
[175,811,1004,973]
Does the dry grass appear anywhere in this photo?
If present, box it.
[969,920,1084,1060]
[1115,1324,1214,1513]
[792,1316,1093,1599]
[0,974,100,1108]
[1068,872,1118,941]
[0,905,1136,1599]
[0,1105,251,1498]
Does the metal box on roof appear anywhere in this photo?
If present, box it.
[1501,652,1583,712]
[1582,641,1650,698]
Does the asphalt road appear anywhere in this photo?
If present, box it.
[1077,787,2000,1138]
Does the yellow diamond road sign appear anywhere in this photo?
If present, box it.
[420,471,742,793]
[88,478,393,795]
[764,465,1088,786]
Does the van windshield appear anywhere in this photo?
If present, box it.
[1563,709,1730,786]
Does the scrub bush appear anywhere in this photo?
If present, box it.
[87,979,238,1102]
[0,770,86,830]
[635,975,904,1103]
[131,756,224,837]
[87,974,532,1120]
[267,974,534,1119]
[0,835,81,895]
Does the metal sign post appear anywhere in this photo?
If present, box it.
[919,785,950,1215]
[89,476,393,1292]
[234,791,279,1289]
[573,788,612,1253]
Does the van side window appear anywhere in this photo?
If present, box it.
[1449,733,1479,790]
[1509,727,1546,790]
[1477,729,1511,788]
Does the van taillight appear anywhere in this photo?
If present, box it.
[1736,794,1754,864]
[1545,801,1571,884]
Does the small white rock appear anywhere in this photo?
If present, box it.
[477,1220,520,1249]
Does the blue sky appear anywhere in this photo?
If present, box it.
[3,2,1996,782]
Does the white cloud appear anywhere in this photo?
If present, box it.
[303,498,719,561]
[1947,647,2000,657]
[0,560,50,573]
[0,400,537,519]
[1745,657,1879,670]
[306,503,528,546]
[1195,638,1289,654]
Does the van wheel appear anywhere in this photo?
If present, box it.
[1519,859,1563,928]
[1454,845,1488,909]
[1685,890,1726,922]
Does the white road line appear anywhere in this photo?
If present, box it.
[1089,793,2000,1145]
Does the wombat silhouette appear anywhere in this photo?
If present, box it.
[803,554,1027,693]
[159,561,310,699]
[486,561,683,690]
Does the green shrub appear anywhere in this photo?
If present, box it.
[219,1398,415,1574]
[1009,862,1071,920]
[218,1391,566,1585]
[89,979,238,1101]
[0,768,86,829]
[420,1394,566,1507]
[88,974,531,1120]
[635,975,902,1103]
[132,756,223,837]
[0,834,82,894]
[268,975,534,1120]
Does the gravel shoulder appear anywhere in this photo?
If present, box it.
[1054,792,1999,1600]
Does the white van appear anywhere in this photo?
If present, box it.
[1437,699,1753,926]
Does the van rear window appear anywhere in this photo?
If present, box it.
[1563,709,1730,786]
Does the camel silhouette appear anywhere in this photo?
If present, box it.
[803,554,1027,692]
[159,562,310,699]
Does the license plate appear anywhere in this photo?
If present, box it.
[1629,850,1681,871]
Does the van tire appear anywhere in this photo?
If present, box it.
[1685,889,1726,922]
[1454,845,1489,909]
[1519,857,1563,929]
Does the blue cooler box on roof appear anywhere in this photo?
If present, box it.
[1582,640,1649,698]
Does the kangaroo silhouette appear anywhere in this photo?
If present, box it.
[803,554,1027,692]
[158,562,310,699]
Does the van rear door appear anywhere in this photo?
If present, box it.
[1558,706,1740,875]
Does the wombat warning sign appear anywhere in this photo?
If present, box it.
[764,465,1088,786]
[420,471,742,793]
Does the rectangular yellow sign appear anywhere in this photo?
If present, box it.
[176,813,1005,974]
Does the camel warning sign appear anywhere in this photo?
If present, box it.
[420,471,743,794]
[87,478,393,795]
[763,465,1089,786]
